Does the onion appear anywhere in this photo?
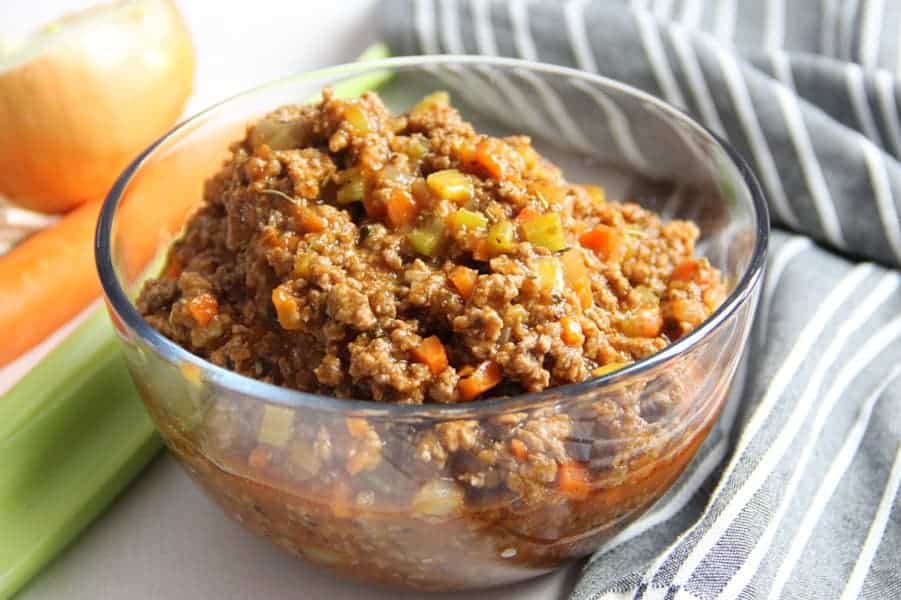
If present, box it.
[0,0,195,214]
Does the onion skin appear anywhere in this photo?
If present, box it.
[0,0,195,214]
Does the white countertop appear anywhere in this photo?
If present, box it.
[3,2,580,597]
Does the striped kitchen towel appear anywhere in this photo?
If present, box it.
[380,1,901,599]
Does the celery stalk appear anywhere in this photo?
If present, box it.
[0,43,391,599]
[0,310,160,600]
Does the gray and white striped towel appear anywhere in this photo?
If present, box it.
[380,1,901,598]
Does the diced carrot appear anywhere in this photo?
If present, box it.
[579,225,624,262]
[472,238,492,261]
[457,365,475,377]
[412,336,449,375]
[385,189,418,228]
[346,417,370,438]
[474,139,505,180]
[163,256,183,280]
[457,360,503,401]
[449,265,478,299]
[516,206,540,223]
[188,293,219,327]
[510,438,529,462]
[296,207,326,233]
[561,249,594,310]
[560,316,584,347]
[331,478,353,518]
[670,259,700,282]
[272,285,302,330]
[557,461,591,499]
[362,193,385,218]
[248,446,271,470]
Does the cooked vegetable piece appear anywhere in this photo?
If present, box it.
[671,258,704,283]
[560,316,584,346]
[447,208,488,231]
[410,91,450,116]
[618,308,663,338]
[486,220,516,254]
[258,405,295,448]
[411,479,464,517]
[561,249,594,310]
[337,171,366,205]
[407,221,444,256]
[509,438,529,462]
[448,266,478,299]
[297,207,326,233]
[426,169,473,203]
[344,104,371,136]
[272,285,302,330]
[386,189,418,228]
[457,361,503,401]
[558,462,591,499]
[579,225,624,262]
[582,184,606,206]
[187,293,218,326]
[592,362,629,377]
[412,336,449,375]
[516,206,540,223]
[473,139,505,180]
[522,213,566,251]
[535,257,564,295]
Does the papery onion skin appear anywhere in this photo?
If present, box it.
[0,0,195,214]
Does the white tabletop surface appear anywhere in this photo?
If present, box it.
[2,2,580,597]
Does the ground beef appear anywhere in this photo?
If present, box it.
[138,88,725,405]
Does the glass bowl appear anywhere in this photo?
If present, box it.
[96,56,767,591]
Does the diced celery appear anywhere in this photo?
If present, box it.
[592,362,629,377]
[407,221,445,256]
[426,169,473,203]
[344,104,371,136]
[336,171,366,205]
[522,213,566,252]
[447,208,488,231]
[257,405,295,448]
[534,257,564,294]
[486,220,516,254]
[410,91,450,116]
[583,184,606,206]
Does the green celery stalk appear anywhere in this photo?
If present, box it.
[0,309,160,600]
[0,43,391,600]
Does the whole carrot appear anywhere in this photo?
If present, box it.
[0,200,103,366]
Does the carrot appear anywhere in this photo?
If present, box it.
[560,316,584,347]
[516,206,540,223]
[474,139,505,180]
[0,200,103,366]
[448,265,478,299]
[472,238,492,261]
[457,360,503,401]
[412,336,449,375]
[579,224,624,262]
[187,293,219,326]
[670,258,713,285]
[561,249,594,310]
[510,438,529,462]
[558,461,591,499]
[385,189,418,228]
[296,207,326,233]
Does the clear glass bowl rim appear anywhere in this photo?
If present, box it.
[95,55,769,419]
